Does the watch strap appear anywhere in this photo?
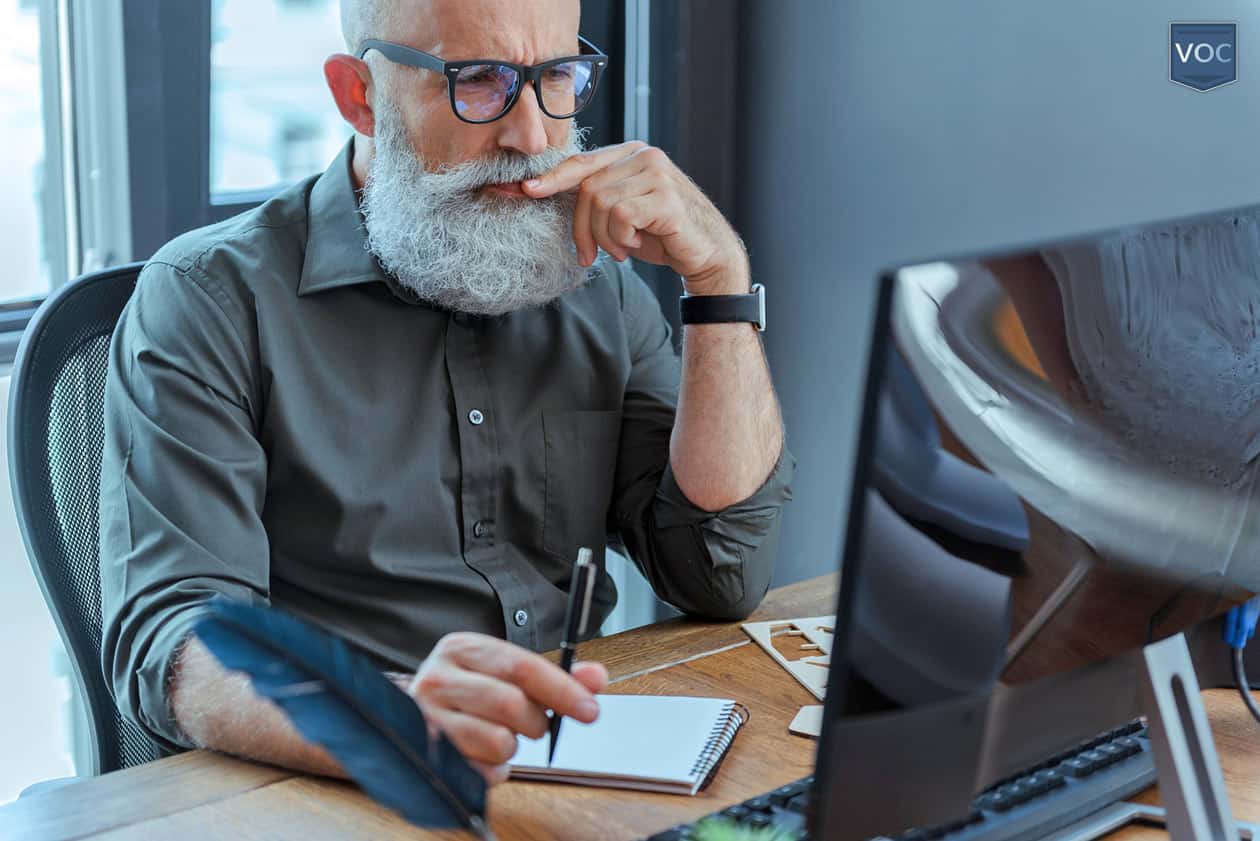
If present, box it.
[679,283,766,332]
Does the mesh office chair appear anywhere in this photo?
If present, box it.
[9,262,165,775]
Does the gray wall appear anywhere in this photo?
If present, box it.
[741,2,1260,586]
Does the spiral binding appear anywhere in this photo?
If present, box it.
[688,702,751,785]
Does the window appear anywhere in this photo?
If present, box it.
[0,0,76,803]
[209,0,347,200]
[0,0,56,299]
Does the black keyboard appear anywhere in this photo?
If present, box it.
[642,720,1155,841]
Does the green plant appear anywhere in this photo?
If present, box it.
[689,817,800,841]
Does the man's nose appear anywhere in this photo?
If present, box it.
[495,82,550,157]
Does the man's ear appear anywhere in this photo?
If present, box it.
[325,54,377,137]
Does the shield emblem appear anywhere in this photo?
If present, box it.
[1170,23,1237,91]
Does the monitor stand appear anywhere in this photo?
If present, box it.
[1043,633,1259,841]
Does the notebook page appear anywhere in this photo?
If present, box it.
[511,695,735,785]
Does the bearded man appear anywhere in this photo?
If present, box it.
[99,0,792,784]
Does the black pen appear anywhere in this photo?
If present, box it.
[548,546,597,766]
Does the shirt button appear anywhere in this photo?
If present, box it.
[473,520,489,539]
[468,409,485,425]
[514,609,529,627]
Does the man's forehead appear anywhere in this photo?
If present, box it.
[393,0,580,59]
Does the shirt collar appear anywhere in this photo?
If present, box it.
[298,139,399,298]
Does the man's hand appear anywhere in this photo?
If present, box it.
[522,141,750,297]
[408,632,608,785]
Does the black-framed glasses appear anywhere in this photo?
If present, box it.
[357,36,608,125]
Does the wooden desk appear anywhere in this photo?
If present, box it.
[3,573,1259,840]
[0,576,831,841]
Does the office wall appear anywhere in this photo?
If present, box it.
[740,2,1260,586]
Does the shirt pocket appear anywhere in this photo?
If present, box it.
[542,409,623,563]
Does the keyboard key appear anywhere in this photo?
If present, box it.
[745,813,772,828]
[999,780,1037,806]
[1080,749,1114,769]
[1062,757,1095,778]
[770,784,800,806]
[785,792,811,814]
[987,793,1017,813]
[1097,743,1127,762]
[1030,768,1067,793]
[975,792,1004,812]
[1114,736,1142,758]
[745,796,774,812]
[722,805,750,821]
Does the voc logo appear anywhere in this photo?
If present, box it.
[1170,22,1236,91]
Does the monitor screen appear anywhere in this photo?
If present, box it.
[812,204,1260,839]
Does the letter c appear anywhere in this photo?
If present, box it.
[1216,43,1233,63]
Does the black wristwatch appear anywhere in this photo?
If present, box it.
[678,283,766,332]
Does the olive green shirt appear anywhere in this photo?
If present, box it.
[98,142,794,750]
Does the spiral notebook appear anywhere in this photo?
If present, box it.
[509,694,748,795]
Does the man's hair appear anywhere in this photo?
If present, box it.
[341,0,395,53]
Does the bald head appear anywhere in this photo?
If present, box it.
[340,0,394,53]
[342,0,581,54]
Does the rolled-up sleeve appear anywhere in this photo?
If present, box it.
[98,259,270,750]
[607,262,795,620]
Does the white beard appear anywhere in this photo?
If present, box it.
[360,95,591,316]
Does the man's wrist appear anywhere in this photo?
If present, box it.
[682,264,751,297]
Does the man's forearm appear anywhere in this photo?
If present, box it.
[670,318,783,512]
[170,635,346,778]
[525,142,783,513]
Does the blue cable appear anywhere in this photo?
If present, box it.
[1224,597,1260,649]
[1225,597,1260,725]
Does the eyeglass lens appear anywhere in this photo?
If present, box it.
[453,60,597,122]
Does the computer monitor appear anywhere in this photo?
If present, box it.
[809,204,1260,840]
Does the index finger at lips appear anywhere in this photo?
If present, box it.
[523,142,645,198]
[451,640,601,722]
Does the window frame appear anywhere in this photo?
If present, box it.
[0,0,77,365]
[123,0,222,259]
[631,0,743,344]
[73,0,134,279]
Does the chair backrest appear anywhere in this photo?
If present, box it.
[8,262,164,775]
